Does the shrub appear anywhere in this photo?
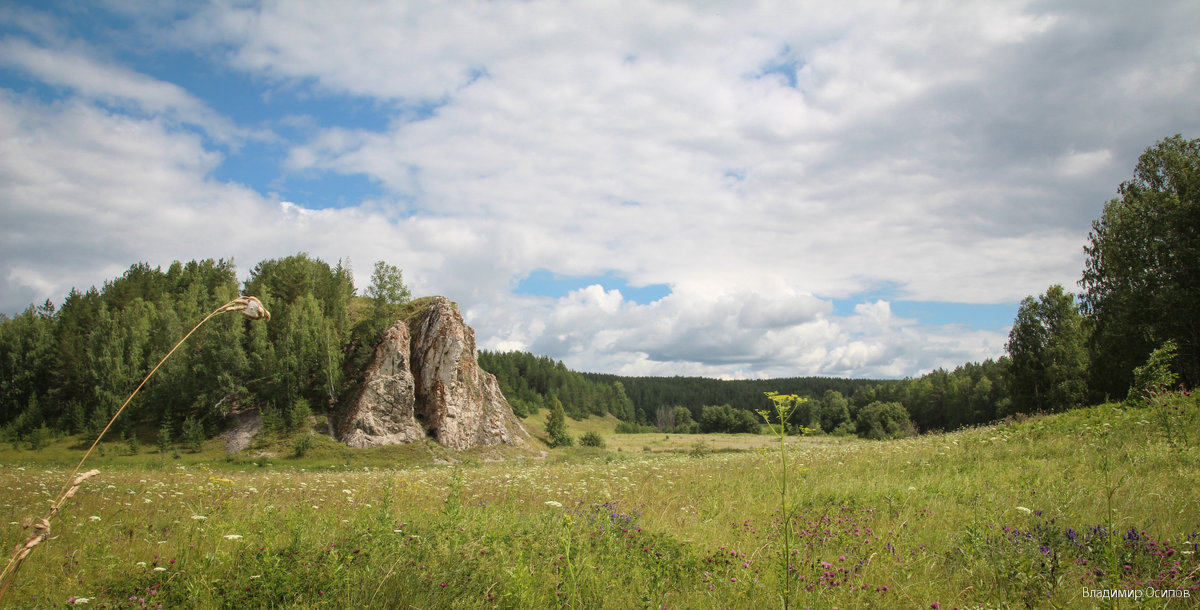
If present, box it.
[182,416,205,452]
[156,420,173,453]
[1125,340,1179,406]
[292,433,313,457]
[579,431,605,448]
[615,421,656,433]
[855,401,916,440]
[699,404,760,434]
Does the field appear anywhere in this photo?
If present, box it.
[2,398,1198,608]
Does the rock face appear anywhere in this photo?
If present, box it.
[336,296,529,450]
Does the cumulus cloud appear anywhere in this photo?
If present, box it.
[2,0,1198,378]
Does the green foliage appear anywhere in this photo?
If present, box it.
[292,433,313,458]
[156,419,172,453]
[284,398,312,433]
[0,254,368,448]
[817,389,850,433]
[855,401,916,440]
[698,404,760,434]
[1081,134,1200,394]
[578,430,605,448]
[545,397,573,447]
[25,424,51,451]
[181,415,205,453]
[366,261,411,320]
[1125,340,1179,406]
[583,372,884,425]
[478,351,634,420]
[1006,285,1089,414]
[614,421,656,434]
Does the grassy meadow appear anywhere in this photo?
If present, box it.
[2,397,1198,608]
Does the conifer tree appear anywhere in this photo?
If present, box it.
[545,396,573,447]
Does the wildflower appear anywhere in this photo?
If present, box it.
[190,515,207,520]
[1015,506,1032,515]
[153,567,166,572]
[223,534,242,540]
[545,501,563,508]
[88,516,101,522]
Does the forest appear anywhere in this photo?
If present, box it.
[0,136,1196,447]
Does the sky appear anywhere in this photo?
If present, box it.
[1,1,1198,380]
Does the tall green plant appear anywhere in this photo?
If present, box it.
[757,391,807,609]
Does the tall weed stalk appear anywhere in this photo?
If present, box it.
[0,296,269,601]
[758,391,807,609]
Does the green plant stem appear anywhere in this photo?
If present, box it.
[780,426,791,608]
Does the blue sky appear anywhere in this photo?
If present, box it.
[2,1,1198,378]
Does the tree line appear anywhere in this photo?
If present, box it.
[0,254,412,447]
[1,136,1194,446]
[476,350,636,421]
[484,135,1199,439]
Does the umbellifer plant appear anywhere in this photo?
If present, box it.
[0,296,270,600]
[758,391,808,610]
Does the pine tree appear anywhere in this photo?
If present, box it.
[545,396,573,447]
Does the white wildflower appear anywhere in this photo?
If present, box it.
[544,500,562,508]
[1016,506,1032,515]
[89,515,101,521]
[191,515,207,520]
[223,534,243,540]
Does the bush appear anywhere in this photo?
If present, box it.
[855,401,916,440]
[182,416,205,452]
[699,404,760,434]
[156,420,173,453]
[1126,340,1179,406]
[292,433,313,457]
[579,431,605,448]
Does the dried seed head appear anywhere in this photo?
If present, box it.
[72,469,100,487]
[237,296,270,321]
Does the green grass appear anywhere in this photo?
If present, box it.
[2,396,1198,608]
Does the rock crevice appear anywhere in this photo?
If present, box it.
[335,296,528,450]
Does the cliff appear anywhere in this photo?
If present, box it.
[334,296,529,450]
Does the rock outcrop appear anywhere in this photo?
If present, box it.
[335,296,529,450]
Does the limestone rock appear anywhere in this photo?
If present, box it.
[336,296,529,450]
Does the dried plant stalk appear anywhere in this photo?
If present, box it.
[0,297,269,600]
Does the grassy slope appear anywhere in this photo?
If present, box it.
[1,399,1197,608]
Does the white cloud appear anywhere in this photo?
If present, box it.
[2,0,1199,379]
[0,38,262,146]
